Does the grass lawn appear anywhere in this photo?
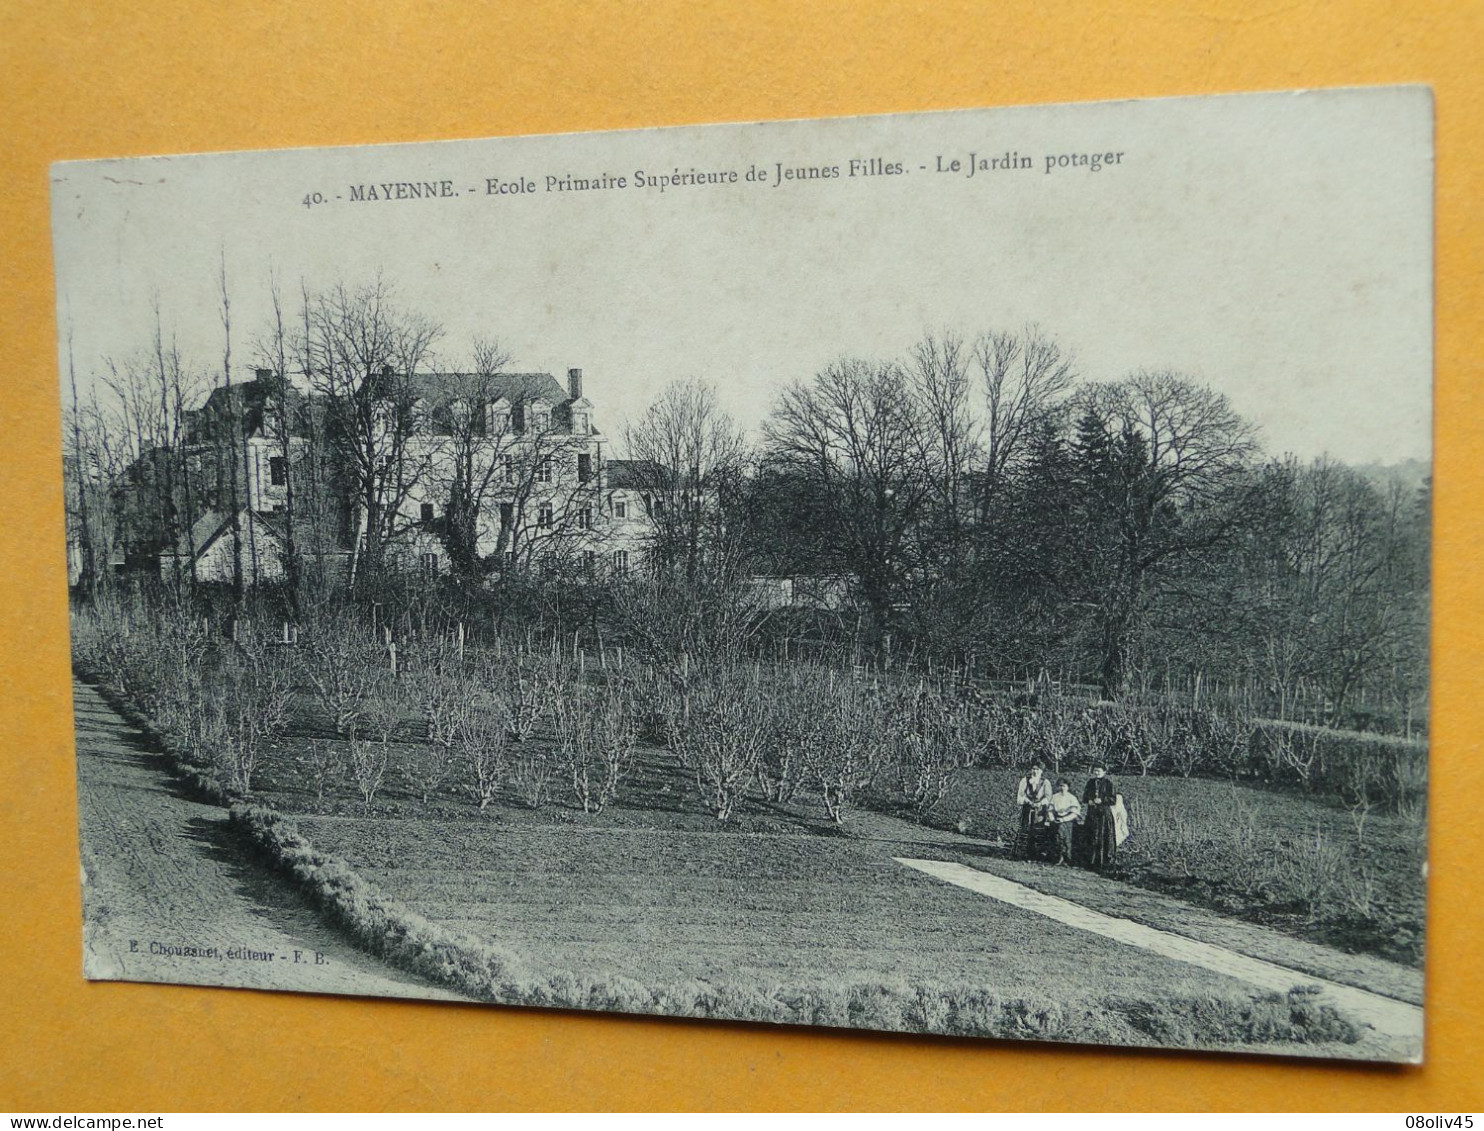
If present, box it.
[253,703,1425,970]
[294,814,1362,1049]
[83,673,1383,1049]
[239,683,1423,984]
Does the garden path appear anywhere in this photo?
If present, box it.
[896,858,1422,1062]
[841,806,1424,1004]
[71,678,469,1003]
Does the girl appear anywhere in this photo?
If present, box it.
[1047,778,1082,865]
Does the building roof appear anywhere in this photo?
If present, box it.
[409,371,572,407]
[167,507,287,559]
[186,378,297,443]
[605,458,671,490]
[187,371,578,443]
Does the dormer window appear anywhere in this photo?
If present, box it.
[531,409,550,433]
[572,411,589,434]
[486,403,510,435]
[447,399,478,436]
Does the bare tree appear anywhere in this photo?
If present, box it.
[1070,369,1260,695]
[414,337,527,579]
[975,324,1076,506]
[297,277,443,588]
[1245,457,1427,724]
[64,322,98,598]
[98,306,202,583]
[622,379,750,581]
[291,279,347,599]
[909,331,980,543]
[218,253,246,600]
[764,357,935,649]
[254,271,302,610]
[494,388,601,574]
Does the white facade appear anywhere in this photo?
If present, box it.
[380,369,652,577]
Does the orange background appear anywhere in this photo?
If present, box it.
[1,0,1480,1112]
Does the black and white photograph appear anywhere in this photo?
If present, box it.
[52,87,1431,1062]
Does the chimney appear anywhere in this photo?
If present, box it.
[568,367,583,401]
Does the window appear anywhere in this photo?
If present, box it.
[572,411,589,434]
[536,456,553,485]
[612,549,629,575]
[487,404,509,435]
[532,411,550,432]
[582,550,597,570]
[268,455,287,486]
[578,507,593,531]
[419,552,439,576]
[613,499,627,519]
[577,453,592,483]
[538,503,554,528]
[499,502,514,528]
[652,496,666,516]
[502,455,514,484]
[420,502,435,523]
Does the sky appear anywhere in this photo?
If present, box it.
[50,87,1433,466]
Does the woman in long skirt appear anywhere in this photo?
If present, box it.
[1012,761,1052,859]
[1080,763,1118,871]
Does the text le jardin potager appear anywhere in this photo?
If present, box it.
[322,149,1126,207]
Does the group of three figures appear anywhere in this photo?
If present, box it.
[1013,761,1129,871]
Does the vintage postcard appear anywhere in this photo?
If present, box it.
[52,87,1432,1061]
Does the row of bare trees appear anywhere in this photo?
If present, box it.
[740,327,1426,728]
[64,275,1427,729]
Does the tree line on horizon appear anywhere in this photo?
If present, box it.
[62,277,1430,733]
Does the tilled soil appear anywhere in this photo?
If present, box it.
[72,679,467,1003]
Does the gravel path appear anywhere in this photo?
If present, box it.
[898,858,1423,1063]
[72,679,467,1003]
[841,806,1425,1004]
